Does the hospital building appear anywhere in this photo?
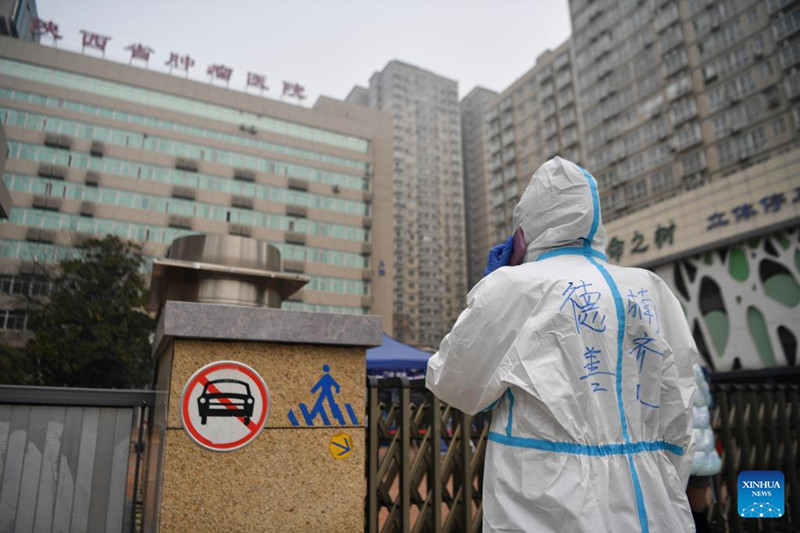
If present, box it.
[0,36,395,345]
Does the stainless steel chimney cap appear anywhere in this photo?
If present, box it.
[148,234,309,312]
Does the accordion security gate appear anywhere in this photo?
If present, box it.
[366,376,800,533]
[710,381,800,533]
[366,377,490,533]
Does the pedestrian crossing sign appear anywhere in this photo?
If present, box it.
[287,364,359,427]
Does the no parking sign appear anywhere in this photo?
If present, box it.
[180,361,270,452]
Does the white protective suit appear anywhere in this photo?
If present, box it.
[427,157,697,533]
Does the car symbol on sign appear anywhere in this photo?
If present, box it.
[198,379,255,425]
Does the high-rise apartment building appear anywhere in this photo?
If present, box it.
[460,40,584,289]
[348,61,466,348]
[0,0,38,42]
[0,36,394,344]
[459,87,497,288]
[569,0,798,221]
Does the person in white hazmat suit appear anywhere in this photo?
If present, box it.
[427,157,697,533]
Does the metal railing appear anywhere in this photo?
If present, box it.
[366,375,800,533]
[709,370,800,533]
[366,377,489,533]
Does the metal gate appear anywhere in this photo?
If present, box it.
[0,385,153,533]
[709,378,800,533]
[367,376,800,533]
[366,377,489,533]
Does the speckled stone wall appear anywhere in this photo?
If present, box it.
[154,339,366,532]
[159,428,365,532]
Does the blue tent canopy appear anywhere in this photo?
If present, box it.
[366,333,432,371]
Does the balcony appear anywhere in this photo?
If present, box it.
[231,195,254,209]
[785,72,800,99]
[171,186,195,201]
[43,133,72,150]
[90,141,104,157]
[556,72,572,90]
[228,223,252,237]
[285,231,306,245]
[553,52,570,72]
[175,158,199,172]
[654,4,680,32]
[768,0,794,13]
[773,10,800,41]
[32,195,61,212]
[558,92,575,109]
[37,163,67,180]
[780,41,800,70]
[168,215,193,229]
[286,204,308,218]
[233,168,256,182]
[288,177,309,191]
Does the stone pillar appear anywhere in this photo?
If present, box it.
[143,301,382,532]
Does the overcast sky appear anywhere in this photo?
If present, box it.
[36,0,572,105]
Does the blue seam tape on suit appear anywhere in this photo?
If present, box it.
[524,245,655,532]
[579,164,649,533]
[521,164,650,532]
[538,247,608,262]
[487,432,683,456]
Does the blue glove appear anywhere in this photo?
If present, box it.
[483,235,514,277]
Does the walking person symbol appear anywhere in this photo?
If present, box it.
[288,364,360,426]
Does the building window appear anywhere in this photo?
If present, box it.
[675,122,703,151]
[624,179,648,205]
[773,116,787,136]
[1,309,28,331]
[718,141,734,166]
[650,166,674,194]
[663,49,688,77]
[669,98,698,126]
[680,150,707,176]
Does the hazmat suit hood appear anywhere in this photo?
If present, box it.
[512,156,608,263]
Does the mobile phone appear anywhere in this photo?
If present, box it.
[509,227,526,266]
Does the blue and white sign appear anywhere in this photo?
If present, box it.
[288,364,359,426]
[738,471,784,518]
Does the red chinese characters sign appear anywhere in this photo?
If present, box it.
[125,43,154,64]
[246,72,269,92]
[165,52,195,74]
[31,27,310,100]
[80,30,111,55]
[207,64,233,83]
[283,82,306,101]
[30,18,62,43]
